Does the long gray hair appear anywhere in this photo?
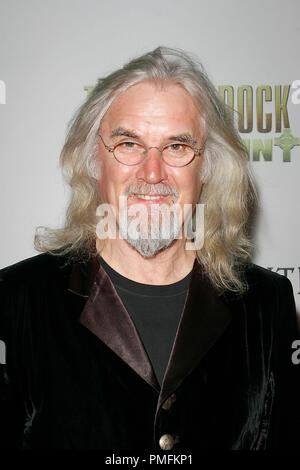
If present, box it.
[34,46,257,293]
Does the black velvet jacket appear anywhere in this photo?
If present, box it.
[0,251,299,450]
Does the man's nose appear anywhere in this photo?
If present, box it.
[136,147,168,184]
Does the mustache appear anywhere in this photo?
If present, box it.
[124,184,178,198]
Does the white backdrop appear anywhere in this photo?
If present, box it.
[0,0,299,318]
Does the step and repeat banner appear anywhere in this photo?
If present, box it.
[0,0,299,321]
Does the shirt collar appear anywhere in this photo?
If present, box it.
[67,254,201,298]
[67,251,243,300]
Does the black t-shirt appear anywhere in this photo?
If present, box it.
[97,254,192,386]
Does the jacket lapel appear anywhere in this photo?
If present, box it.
[68,255,233,401]
[75,261,160,392]
[157,260,233,410]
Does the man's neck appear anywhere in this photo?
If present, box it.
[96,238,196,285]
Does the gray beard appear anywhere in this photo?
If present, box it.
[118,204,182,258]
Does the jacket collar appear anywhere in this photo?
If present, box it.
[68,254,235,405]
[68,254,100,298]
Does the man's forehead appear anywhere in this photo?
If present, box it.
[101,81,201,121]
[100,82,202,142]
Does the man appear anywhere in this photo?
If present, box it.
[0,47,299,451]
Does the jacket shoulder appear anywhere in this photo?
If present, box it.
[0,251,73,342]
[243,262,293,291]
[242,263,297,327]
[0,251,71,285]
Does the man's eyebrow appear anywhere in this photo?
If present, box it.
[168,134,197,146]
[110,127,197,147]
[110,127,139,139]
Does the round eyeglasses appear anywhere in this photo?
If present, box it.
[98,134,204,167]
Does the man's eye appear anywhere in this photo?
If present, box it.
[118,142,141,150]
[124,141,136,147]
[169,143,184,151]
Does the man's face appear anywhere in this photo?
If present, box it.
[97,81,204,256]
